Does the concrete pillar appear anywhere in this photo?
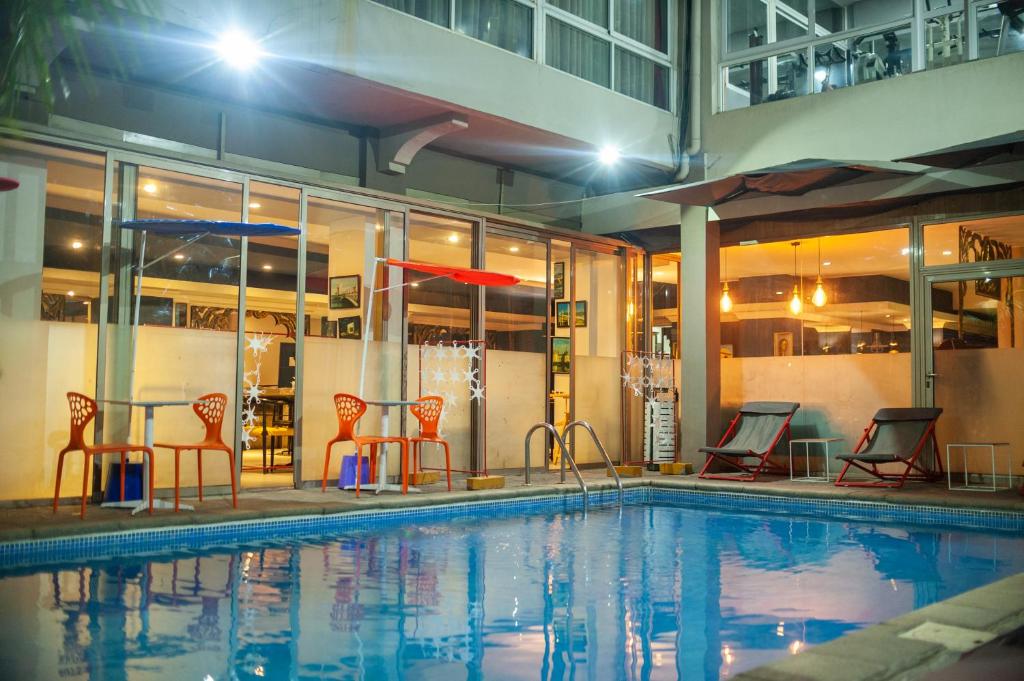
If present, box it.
[679,207,720,465]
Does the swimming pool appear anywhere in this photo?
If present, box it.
[1,492,1022,680]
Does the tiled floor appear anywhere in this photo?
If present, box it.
[2,467,1021,543]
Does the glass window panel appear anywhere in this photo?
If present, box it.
[924,11,966,70]
[615,48,670,109]
[454,0,533,57]
[484,232,547,469]
[923,215,1024,268]
[776,0,810,43]
[810,25,911,94]
[813,41,851,91]
[371,0,451,27]
[615,0,668,52]
[549,0,608,28]
[976,3,1024,60]
[0,140,104,500]
[815,0,846,34]
[723,50,807,110]
[720,228,912,476]
[726,0,769,53]
[546,17,612,87]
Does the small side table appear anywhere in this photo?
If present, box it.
[946,442,1013,492]
[789,438,843,482]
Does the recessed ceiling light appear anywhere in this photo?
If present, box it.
[142,182,157,194]
[822,260,831,266]
[262,264,273,271]
[173,253,185,260]
[941,250,952,256]
[447,234,460,244]
[214,29,264,70]
[775,290,783,295]
[509,246,520,253]
[66,290,75,297]
[900,247,910,256]
[248,202,261,209]
[411,282,420,288]
[71,240,83,250]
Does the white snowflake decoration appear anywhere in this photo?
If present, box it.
[419,340,486,438]
[241,333,275,448]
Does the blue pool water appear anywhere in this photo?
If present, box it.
[1,501,1022,680]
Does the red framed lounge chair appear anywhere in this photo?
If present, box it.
[834,408,943,488]
[698,402,799,481]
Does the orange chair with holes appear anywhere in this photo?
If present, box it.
[54,392,155,518]
[322,393,410,497]
[153,393,237,511]
[409,396,452,491]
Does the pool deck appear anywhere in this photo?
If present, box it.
[2,468,1021,543]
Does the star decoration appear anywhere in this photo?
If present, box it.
[469,384,485,401]
[449,369,462,383]
[246,334,272,354]
[244,383,262,402]
[462,368,477,383]
[432,369,447,383]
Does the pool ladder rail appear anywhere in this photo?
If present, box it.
[523,420,623,510]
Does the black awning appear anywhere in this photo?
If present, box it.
[896,130,1024,169]
[638,159,912,207]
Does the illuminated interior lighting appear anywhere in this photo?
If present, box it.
[142,182,157,194]
[248,202,261,209]
[941,250,952,256]
[720,281,733,313]
[789,285,802,315]
[822,260,831,266]
[262,264,272,271]
[814,68,828,83]
[447,233,460,243]
[509,246,520,253]
[812,279,826,307]
[71,240,83,250]
[411,282,420,288]
[66,290,75,297]
[214,30,263,70]
[598,145,621,166]
[173,253,185,260]
[775,290,784,296]
[900,247,910,256]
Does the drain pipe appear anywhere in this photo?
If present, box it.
[674,0,702,183]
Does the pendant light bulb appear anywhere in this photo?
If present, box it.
[720,281,733,313]
[789,284,802,315]
[812,276,827,307]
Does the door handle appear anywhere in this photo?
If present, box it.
[926,372,938,378]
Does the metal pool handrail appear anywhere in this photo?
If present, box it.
[561,420,622,506]
[524,422,589,510]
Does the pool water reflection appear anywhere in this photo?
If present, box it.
[1,504,1022,680]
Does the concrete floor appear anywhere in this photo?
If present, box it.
[2,467,1021,543]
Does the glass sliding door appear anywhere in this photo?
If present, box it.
[106,162,244,498]
[240,182,301,489]
[302,196,404,487]
[483,230,548,470]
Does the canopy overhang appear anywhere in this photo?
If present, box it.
[896,130,1024,169]
[385,258,520,287]
[119,219,301,237]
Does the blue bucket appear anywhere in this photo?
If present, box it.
[338,455,370,489]
[103,462,144,502]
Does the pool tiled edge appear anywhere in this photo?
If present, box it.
[2,482,1023,569]
[733,572,1024,681]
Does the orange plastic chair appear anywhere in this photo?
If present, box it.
[153,393,237,511]
[54,392,155,518]
[409,396,452,491]
[322,393,409,497]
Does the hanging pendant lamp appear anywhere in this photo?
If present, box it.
[789,242,802,315]
[812,238,827,307]
[720,248,733,313]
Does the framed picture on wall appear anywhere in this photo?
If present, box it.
[575,300,587,327]
[553,262,565,299]
[551,337,571,374]
[338,316,361,340]
[321,317,338,338]
[329,274,361,309]
[555,301,570,328]
[774,331,794,357]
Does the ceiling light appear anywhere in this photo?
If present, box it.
[411,282,420,288]
[66,290,75,297]
[900,247,910,256]
[214,30,263,70]
[262,264,272,271]
[509,246,520,253]
[812,239,827,308]
[142,182,157,194]
[941,250,952,256]
[248,201,261,209]
[71,240,83,250]
[173,253,185,260]
[814,68,828,83]
[720,281,733,313]
[775,290,784,296]
[822,260,831,267]
[789,242,802,315]
[447,234,460,244]
[598,145,620,166]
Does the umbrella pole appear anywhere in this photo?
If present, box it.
[357,258,381,399]
[129,229,147,401]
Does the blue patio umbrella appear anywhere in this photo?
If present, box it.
[119,220,301,398]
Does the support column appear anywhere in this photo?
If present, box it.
[679,207,720,465]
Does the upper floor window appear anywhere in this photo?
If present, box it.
[719,0,1023,113]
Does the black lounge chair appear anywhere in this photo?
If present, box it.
[834,408,943,488]
[698,402,799,481]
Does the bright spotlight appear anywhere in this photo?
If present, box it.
[215,30,263,70]
[814,68,828,83]
[598,145,620,166]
